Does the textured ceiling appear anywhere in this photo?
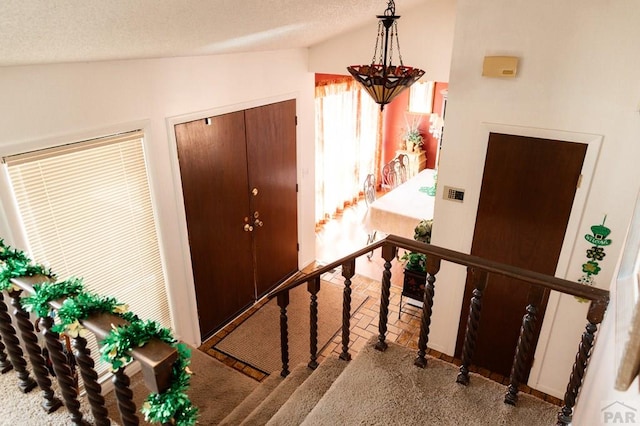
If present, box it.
[0,0,426,67]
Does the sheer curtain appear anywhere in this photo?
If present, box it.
[315,78,381,225]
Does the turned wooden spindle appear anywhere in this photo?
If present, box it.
[0,291,36,392]
[340,259,356,361]
[556,298,607,425]
[308,277,321,369]
[277,291,290,377]
[457,268,488,385]
[505,287,544,405]
[8,288,62,412]
[414,256,441,368]
[39,316,86,425]
[0,334,12,373]
[375,243,396,352]
[71,336,110,426]
[556,322,597,425]
[113,366,139,426]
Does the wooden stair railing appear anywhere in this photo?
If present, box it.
[0,274,178,426]
[268,234,609,426]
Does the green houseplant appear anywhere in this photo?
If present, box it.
[401,219,433,301]
[401,219,433,270]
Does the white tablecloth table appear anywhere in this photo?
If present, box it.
[363,168,436,239]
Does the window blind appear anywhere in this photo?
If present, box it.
[4,131,171,375]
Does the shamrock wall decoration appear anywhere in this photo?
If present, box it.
[576,215,612,302]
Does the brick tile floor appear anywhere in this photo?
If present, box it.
[198,202,562,407]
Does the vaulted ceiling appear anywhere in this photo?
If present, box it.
[1,0,426,67]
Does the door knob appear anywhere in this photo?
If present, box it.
[254,219,264,227]
[252,188,259,196]
[244,224,253,232]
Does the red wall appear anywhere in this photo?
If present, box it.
[315,74,448,171]
[383,82,448,170]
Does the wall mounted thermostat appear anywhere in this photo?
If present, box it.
[443,186,465,202]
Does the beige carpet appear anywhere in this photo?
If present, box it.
[214,280,368,373]
[302,337,559,425]
[0,365,97,426]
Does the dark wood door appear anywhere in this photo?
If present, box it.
[455,133,586,378]
[245,100,298,297]
[175,112,255,339]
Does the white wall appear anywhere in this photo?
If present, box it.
[433,0,640,398]
[0,49,316,346]
[309,0,456,81]
[574,191,640,422]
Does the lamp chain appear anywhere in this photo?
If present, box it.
[373,21,383,65]
[388,25,395,67]
[394,22,404,66]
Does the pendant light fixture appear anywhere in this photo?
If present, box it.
[347,0,425,110]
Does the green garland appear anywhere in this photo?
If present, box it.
[0,239,51,292]
[3,239,198,425]
[141,342,198,425]
[21,277,84,318]
[100,319,173,370]
[102,322,198,425]
[54,291,134,337]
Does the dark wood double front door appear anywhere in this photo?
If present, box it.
[175,100,298,339]
[455,133,587,378]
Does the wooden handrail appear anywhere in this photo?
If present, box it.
[268,232,609,425]
[269,234,609,306]
[268,241,385,298]
[11,275,177,394]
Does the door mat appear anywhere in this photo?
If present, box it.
[213,280,368,374]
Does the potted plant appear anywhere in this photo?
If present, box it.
[403,114,424,152]
[401,219,433,301]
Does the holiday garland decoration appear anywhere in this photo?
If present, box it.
[0,239,52,292]
[54,291,134,338]
[21,277,84,317]
[140,343,197,425]
[0,239,198,425]
[576,215,612,303]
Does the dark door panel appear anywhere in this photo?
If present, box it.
[455,133,586,377]
[175,113,254,339]
[175,100,298,339]
[245,100,299,297]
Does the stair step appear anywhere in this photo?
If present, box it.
[103,346,258,425]
[301,339,559,425]
[239,363,313,425]
[266,356,348,426]
[218,372,284,426]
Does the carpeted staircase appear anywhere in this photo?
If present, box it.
[208,337,559,426]
[0,336,560,425]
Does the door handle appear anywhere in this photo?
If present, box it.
[244,224,253,232]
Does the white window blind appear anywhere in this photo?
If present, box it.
[4,131,171,375]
